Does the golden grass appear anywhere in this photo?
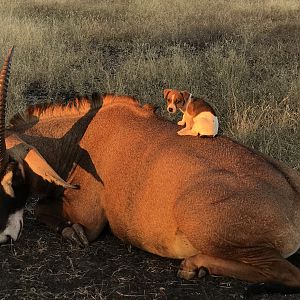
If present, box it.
[0,0,299,168]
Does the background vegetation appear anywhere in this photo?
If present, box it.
[0,0,299,167]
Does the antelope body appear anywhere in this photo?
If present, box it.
[1,49,300,287]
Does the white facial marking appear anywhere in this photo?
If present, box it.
[167,96,177,113]
[167,104,177,113]
[0,209,24,243]
[1,170,15,198]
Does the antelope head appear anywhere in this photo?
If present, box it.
[0,48,77,244]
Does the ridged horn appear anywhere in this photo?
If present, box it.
[0,47,14,175]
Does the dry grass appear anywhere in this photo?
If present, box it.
[0,0,299,168]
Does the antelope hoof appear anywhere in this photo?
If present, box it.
[72,223,89,247]
[177,268,196,280]
[62,224,89,247]
[198,267,208,278]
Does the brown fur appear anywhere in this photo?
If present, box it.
[163,89,218,136]
[186,97,216,116]
[7,94,300,287]
[163,89,216,116]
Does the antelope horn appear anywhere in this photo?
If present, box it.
[6,134,79,190]
[0,47,14,174]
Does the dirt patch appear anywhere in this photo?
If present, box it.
[0,209,299,300]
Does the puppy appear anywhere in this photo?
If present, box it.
[163,89,218,137]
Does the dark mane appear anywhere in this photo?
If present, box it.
[8,93,103,130]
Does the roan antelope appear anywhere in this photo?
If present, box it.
[1,48,300,288]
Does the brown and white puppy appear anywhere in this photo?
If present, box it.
[163,89,218,137]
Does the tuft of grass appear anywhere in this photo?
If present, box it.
[0,0,299,168]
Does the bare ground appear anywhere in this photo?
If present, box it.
[0,205,299,300]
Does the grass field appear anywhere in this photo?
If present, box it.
[0,1,300,299]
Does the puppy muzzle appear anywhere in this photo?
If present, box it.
[167,104,177,114]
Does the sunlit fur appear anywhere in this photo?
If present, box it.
[7,94,300,287]
[164,89,219,137]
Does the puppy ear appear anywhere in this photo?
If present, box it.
[163,89,172,99]
[181,90,191,101]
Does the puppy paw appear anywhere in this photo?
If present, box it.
[177,129,186,135]
[177,129,198,136]
[190,131,199,136]
[177,120,185,126]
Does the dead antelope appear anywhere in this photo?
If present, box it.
[1,48,300,288]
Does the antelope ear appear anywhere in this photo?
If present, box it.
[23,148,79,189]
[181,90,191,101]
[163,89,172,99]
[6,135,78,189]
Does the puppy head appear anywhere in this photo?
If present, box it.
[163,89,190,114]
